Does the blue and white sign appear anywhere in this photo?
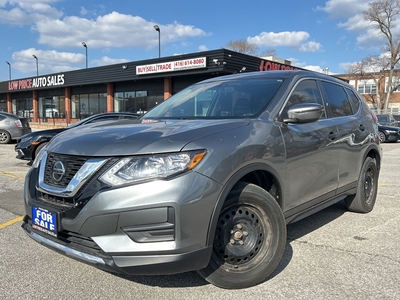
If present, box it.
[32,206,58,237]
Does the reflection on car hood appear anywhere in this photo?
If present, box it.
[47,119,249,156]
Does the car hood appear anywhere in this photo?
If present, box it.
[31,128,67,137]
[48,119,250,156]
[378,124,400,130]
[18,128,67,144]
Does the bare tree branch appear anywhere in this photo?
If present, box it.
[225,39,260,56]
[364,0,400,111]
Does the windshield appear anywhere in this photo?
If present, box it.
[143,77,283,120]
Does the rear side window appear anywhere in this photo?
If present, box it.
[345,88,361,113]
[321,81,353,117]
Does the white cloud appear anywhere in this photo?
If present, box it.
[316,0,370,19]
[0,0,63,26]
[80,6,88,16]
[316,0,400,51]
[12,47,85,74]
[248,31,310,48]
[303,65,329,74]
[91,56,128,67]
[34,12,207,50]
[247,31,321,52]
[298,41,322,52]
[337,14,369,32]
[339,62,353,72]
[198,45,208,51]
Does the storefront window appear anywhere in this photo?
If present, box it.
[38,96,65,119]
[71,95,79,118]
[114,91,149,114]
[0,97,6,112]
[71,93,107,119]
[14,97,33,118]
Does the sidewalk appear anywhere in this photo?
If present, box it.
[29,121,68,129]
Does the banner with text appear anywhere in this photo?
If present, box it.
[136,57,207,75]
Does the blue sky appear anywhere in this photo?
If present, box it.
[0,0,389,81]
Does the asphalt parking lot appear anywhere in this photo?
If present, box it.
[0,141,399,299]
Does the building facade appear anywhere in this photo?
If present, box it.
[337,71,400,114]
[0,49,299,125]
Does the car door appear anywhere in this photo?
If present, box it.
[280,79,340,213]
[319,82,371,193]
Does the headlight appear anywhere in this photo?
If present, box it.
[20,135,33,144]
[386,130,398,133]
[31,146,47,168]
[99,150,206,186]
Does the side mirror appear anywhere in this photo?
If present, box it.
[284,103,324,123]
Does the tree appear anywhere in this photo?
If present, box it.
[348,55,389,113]
[364,0,400,111]
[225,39,259,56]
[260,48,277,57]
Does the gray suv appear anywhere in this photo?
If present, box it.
[22,70,382,289]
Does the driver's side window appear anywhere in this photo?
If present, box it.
[282,79,326,119]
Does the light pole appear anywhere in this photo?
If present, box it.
[32,55,38,76]
[82,42,88,68]
[5,61,11,80]
[154,25,160,58]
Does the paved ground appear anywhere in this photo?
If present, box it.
[0,141,399,299]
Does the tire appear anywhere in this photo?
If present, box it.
[0,130,11,144]
[378,131,386,143]
[197,182,286,289]
[345,157,378,213]
[34,142,48,160]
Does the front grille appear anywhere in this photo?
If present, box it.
[44,153,88,188]
[37,190,76,206]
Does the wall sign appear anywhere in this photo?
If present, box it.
[8,74,65,91]
[259,60,298,71]
[136,57,207,75]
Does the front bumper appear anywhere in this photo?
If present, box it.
[387,133,400,142]
[15,147,29,160]
[22,220,212,275]
[23,167,221,275]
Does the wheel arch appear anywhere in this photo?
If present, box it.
[364,145,382,173]
[205,163,283,246]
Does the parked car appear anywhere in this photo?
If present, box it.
[15,112,140,161]
[376,113,399,127]
[0,111,31,144]
[392,114,400,122]
[378,123,400,142]
[21,70,382,289]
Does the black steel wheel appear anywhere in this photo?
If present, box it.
[197,182,286,289]
[345,157,378,213]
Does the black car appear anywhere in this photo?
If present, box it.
[376,114,399,127]
[15,112,140,161]
[378,123,400,142]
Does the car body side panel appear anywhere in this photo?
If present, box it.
[331,113,375,189]
[280,118,340,211]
